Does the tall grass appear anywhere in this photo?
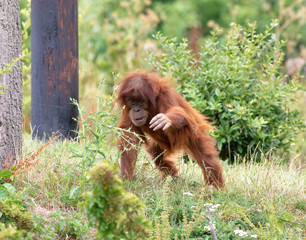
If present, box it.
[11,132,305,239]
[7,85,305,238]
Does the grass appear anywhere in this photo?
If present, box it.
[7,132,305,239]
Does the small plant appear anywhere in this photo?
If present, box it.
[0,200,33,231]
[0,223,24,240]
[49,211,89,239]
[0,56,23,95]
[12,136,59,176]
[149,179,221,240]
[147,21,305,161]
[83,162,151,239]
[0,183,33,239]
[0,136,67,239]
[0,168,12,185]
[72,78,119,179]
[236,199,295,240]
[149,178,172,240]
[70,77,147,204]
[0,56,22,76]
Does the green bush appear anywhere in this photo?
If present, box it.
[0,223,24,240]
[0,200,33,231]
[147,21,305,161]
[0,182,33,239]
[83,162,151,240]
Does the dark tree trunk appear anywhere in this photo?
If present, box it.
[0,0,23,169]
[31,0,79,140]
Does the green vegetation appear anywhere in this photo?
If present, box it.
[84,162,151,239]
[147,22,305,161]
[1,132,305,239]
[0,179,31,239]
[72,0,306,100]
[78,0,159,94]
[1,88,305,239]
[20,0,31,129]
[1,0,304,239]
[0,56,23,94]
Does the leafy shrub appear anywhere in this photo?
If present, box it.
[0,182,33,239]
[83,162,151,239]
[147,21,305,161]
[0,200,33,231]
[49,211,89,239]
[0,223,24,240]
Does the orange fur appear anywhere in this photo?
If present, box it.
[117,72,225,188]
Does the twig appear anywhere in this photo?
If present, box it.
[203,206,218,240]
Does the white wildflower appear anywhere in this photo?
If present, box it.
[250,235,258,238]
[234,229,248,237]
[204,226,210,231]
[183,192,193,196]
[203,224,216,231]
[203,203,213,207]
[203,203,220,211]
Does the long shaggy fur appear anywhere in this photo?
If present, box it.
[117,72,225,188]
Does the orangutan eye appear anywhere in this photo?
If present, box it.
[139,99,144,104]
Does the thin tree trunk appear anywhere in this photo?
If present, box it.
[0,0,23,169]
[31,0,79,140]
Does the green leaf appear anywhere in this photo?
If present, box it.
[27,198,35,206]
[3,183,15,194]
[0,169,12,178]
[0,186,10,200]
[69,185,80,199]
[215,88,220,97]
[276,222,284,234]
[229,124,241,133]
[238,145,243,154]
[59,219,65,231]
